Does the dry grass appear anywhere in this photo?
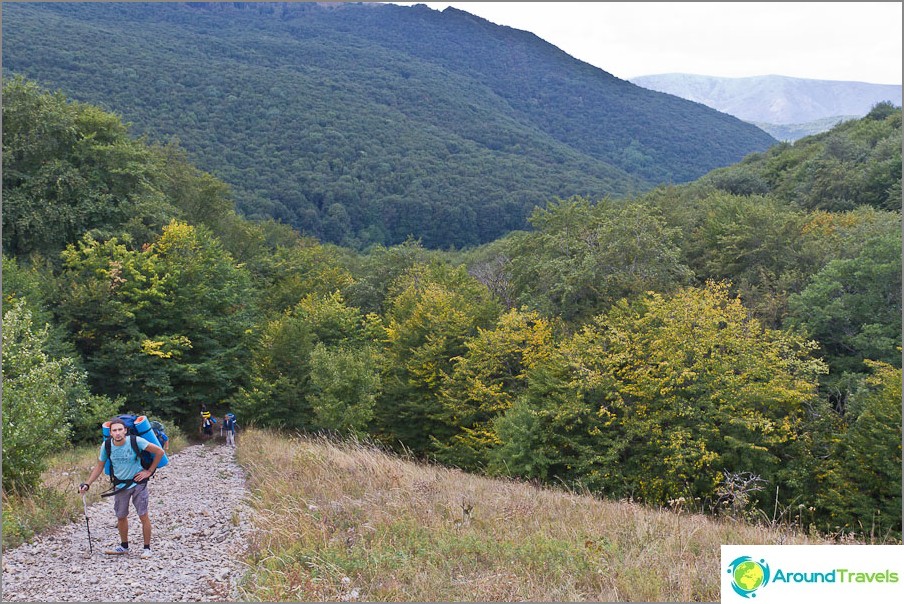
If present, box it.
[235,428,833,602]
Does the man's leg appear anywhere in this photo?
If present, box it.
[106,488,132,554]
[139,513,152,546]
[132,483,152,547]
[114,489,131,542]
[117,517,129,543]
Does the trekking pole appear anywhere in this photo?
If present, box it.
[82,493,93,555]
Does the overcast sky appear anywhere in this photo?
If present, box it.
[387,2,902,85]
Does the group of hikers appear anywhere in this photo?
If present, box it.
[77,406,238,558]
[200,405,238,446]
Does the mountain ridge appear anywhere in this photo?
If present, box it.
[2,1,776,248]
[630,73,902,139]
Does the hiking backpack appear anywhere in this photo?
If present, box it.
[150,420,169,447]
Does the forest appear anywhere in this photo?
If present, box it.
[2,76,901,540]
[1,1,776,249]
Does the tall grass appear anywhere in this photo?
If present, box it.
[235,428,834,602]
[1,428,191,550]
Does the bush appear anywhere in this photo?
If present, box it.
[2,301,75,490]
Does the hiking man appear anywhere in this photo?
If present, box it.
[223,413,237,447]
[78,418,165,558]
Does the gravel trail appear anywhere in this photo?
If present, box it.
[2,443,256,602]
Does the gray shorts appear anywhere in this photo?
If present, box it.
[113,482,149,518]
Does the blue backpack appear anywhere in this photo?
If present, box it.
[101,414,168,493]
[150,420,169,446]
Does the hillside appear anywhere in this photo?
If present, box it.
[3,76,901,580]
[1,1,776,249]
[631,73,902,140]
[232,429,846,601]
[0,432,834,602]
[697,101,902,212]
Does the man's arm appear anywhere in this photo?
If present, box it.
[133,443,165,482]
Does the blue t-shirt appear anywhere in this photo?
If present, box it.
[99,436,151,487]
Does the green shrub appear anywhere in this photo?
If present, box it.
[2,301,73,490]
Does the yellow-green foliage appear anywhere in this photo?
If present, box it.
[435,307,556,468]
[377,261,501,453]
[561,281,828,504]
[2,301,76,490]
[817,361,903,538]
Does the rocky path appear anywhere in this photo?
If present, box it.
[2,444,256,602]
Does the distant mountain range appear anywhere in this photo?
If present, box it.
[2,2,776,248]
[630,74,902,141]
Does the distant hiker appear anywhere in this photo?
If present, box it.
[78,417,165,558]
[150,420,170,452]
[201,407,214,437]
[223,413,238,447]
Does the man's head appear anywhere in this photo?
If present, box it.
[109,419,128,443]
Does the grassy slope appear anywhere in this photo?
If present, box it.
[235,429,833,602]
[0,427,859,601]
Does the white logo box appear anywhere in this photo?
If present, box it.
[721,544,904,603]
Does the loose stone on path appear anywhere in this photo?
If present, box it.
[1,444,256,602]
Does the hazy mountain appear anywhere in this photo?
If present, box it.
[749,116,861,142]
[631,73,902,140]
[2,2,776,249]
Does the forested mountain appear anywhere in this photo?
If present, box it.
[3,77,900,539]
[631,73,903,141]
[1,1,776,248]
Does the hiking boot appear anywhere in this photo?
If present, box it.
[140,548,152,559]
[104,545,129,555]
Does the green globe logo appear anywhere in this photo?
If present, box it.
[734,561,764,590]
[727,556,770,598]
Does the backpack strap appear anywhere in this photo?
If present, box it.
[103,435,149,493]
[104,438,117,487]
